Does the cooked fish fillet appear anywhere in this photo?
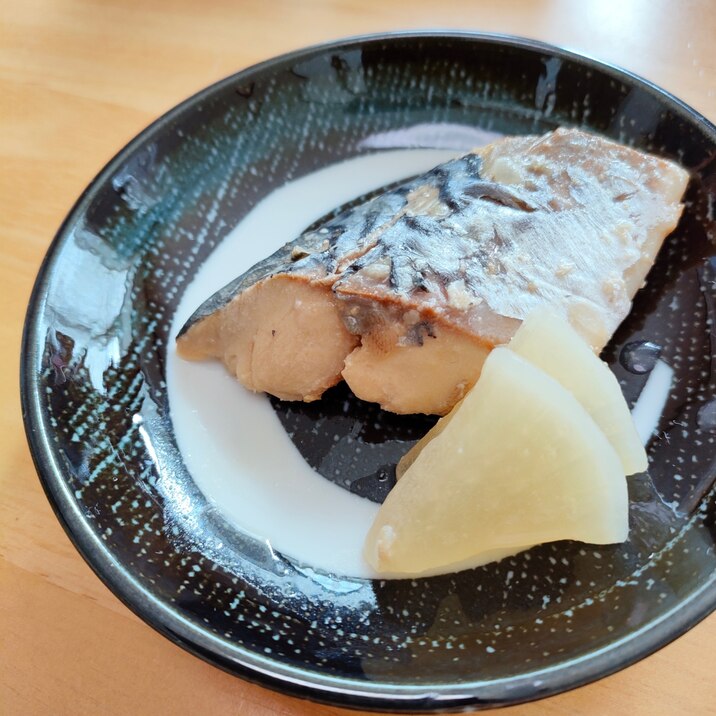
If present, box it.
[177,128,689,415]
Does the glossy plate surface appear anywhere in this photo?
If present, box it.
[22,33,716,711]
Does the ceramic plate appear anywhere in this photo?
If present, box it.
[22,33,716,712]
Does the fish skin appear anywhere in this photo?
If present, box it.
[177,128,690,415]
[177,155,516,337]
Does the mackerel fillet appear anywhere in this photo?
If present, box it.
[176,129,689,415]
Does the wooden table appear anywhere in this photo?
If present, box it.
[2,1,715,713]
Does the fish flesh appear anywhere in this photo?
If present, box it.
[176,129,689,415]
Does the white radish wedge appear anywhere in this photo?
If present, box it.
[397,307,647,479]
[365,348,628,578]
[395,400,461,480]
[507,306,647,475]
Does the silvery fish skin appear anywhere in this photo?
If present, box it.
[177,129,690,415]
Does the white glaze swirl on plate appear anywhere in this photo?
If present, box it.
[167,148,675,578]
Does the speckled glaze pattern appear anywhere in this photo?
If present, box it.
[22,34,716,712]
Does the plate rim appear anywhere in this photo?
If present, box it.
[20,30,716,712]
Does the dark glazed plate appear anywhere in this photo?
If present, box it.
[22,33,716,712]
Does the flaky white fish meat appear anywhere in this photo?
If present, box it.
[176,128,689,415]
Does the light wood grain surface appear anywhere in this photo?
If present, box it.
[2,1,715,714]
